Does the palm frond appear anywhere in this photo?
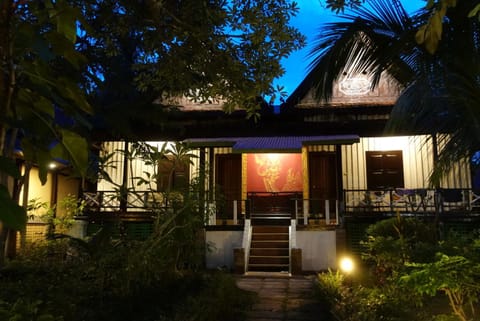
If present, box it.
[306,0,416,102]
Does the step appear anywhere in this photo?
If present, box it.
[247,264,289,272]
[250,248,290,256]
[251,233,289,241]
[251,217,291,226]
[252,226,289,233]
[249,255,289,265]
[250,240,289,249]
[251,212,291,217]
[250,214,291,220]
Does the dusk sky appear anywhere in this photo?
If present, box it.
[274,0,426,104]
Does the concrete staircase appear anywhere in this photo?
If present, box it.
[248,225,290,272]
[250,212,291,226]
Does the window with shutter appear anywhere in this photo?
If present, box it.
[366,151,404,189]
[157,156,189,192]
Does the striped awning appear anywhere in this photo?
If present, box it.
[185,135,359,152]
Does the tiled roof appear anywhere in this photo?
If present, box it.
[185,135,359,152]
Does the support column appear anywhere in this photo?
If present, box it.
[199,148,206,216]
[120,141,129,211]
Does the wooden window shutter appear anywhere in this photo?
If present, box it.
[366,151,404,189]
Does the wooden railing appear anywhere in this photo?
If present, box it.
[344,188,480,215]
[82,188,480,225]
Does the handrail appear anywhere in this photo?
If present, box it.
[242,219,252,273]
[82,188,480,223]
[344,188,479,215]
[289,219,297,275]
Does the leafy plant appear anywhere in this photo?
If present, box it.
[401,254,480,321]
[316,269,423,321]
[0,299,60,321]
[361,216,437,284]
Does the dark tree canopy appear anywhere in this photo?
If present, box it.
[309,0,480,184]
[73,0,305,133]
[0,0,305,256]
[322,0,480,53]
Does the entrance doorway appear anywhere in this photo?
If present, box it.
[215,154,242,219]
[308,152,338,216]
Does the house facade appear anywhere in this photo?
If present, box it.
[73,72,479,274]
[16,70,480,272]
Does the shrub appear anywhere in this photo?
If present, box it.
[361,216,438,284]
[316,269,424,321]
[1,236,254,321]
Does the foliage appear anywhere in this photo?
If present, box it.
[175,272,256,321]
[0,0,92,265]
[361,216,438,282]
[26,195,85,236]
[0,0,305,260]
[309,0,480,186]
[316,269,345,301]
[323,0,365,13]
[355,218,480,321]
[0,237,254,321]
[401,253,480,321]
[0,299,59,321]
[128,142,205,271]
[316,269,423,321]
[72,0,305,131]
[57,194,86,218]
[0,0,91,183]
[321,0,480,53]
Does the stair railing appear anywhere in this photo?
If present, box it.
[242,218,252,272]
[289,218,296,274]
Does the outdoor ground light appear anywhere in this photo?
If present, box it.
[339,256,354,274]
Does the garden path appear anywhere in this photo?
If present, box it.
[236,273,328,321]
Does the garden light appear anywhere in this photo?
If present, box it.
[339,256,354,274]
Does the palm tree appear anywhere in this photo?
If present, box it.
[307,0,480,185]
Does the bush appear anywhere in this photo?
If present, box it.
[0,238,254,321]
[315,217,480,321]
[316,270,424,321]
[361,216,438,284]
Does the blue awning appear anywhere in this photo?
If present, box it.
[184,135,359,152]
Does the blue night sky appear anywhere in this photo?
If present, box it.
[274,0,426,104]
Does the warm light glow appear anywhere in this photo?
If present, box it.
[267,153,280,161]
[372,136,410,151]
[339,257,354,274]
[48,162,57,169]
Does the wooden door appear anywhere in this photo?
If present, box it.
[308,152,338,215]
[215,154,242,219]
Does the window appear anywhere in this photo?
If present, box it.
[366,151,404,189]
[157,156,189,192]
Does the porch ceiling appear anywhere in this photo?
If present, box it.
[184,135,359,152]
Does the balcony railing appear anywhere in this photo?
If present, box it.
[82,188,480,225]
[82,190,338,225]
[344,188,480,215]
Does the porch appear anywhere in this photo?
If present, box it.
[69,188,480,272]
[80,187,480,226]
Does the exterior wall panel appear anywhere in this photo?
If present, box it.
[343,136,429,190]
[99,141,126,191]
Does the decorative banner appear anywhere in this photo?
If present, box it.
[247,153,302,192]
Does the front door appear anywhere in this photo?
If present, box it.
[215,154,242,219]
[308,152,338,216]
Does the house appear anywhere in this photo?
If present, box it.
[21,70,480,273]
[13,161,82,253]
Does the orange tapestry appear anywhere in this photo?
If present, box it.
[247,153,302,192]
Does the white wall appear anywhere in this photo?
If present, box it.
[342,135,471,190]
[342,135,432,190]
[205,229,338,272]
[205,230,243,269]
[297,230,337,271]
